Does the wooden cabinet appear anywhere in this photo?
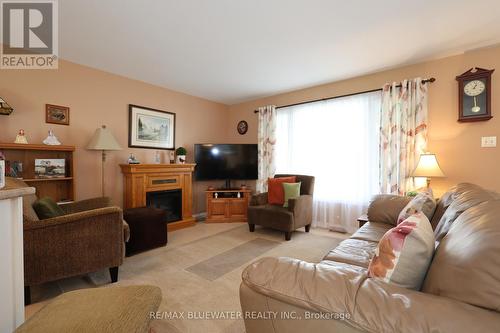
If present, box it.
[205,189,251,223]
[0,143,75,203]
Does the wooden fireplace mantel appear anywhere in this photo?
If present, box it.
[120,163,196,231]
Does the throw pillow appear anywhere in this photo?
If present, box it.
[283,182,301,208]
[268,176,296,205]
[368,212,435,290]
[397,190,436,225]
[32,197,65,220]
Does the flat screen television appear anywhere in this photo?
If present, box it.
[194,144,258,183]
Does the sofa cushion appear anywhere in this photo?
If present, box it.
[368,213,434,290]
[397,191,436,224]
[367,194,411,226]
[268,176,296,205]
[430,188,456,230]
[351,222,392,243]
[283,182,301,208]
[434,185,499,242]
[323,238,378,268]
[32,197,65,220]
[431,183,488,231]
[423,200,500,311]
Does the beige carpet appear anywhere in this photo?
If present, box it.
[26,223,346,333]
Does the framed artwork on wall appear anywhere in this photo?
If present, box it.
[128,104,176,150]
[46,104,70,125]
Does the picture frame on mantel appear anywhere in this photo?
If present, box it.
[128,104,176,150]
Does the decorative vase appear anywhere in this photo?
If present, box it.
[176,155,186,164]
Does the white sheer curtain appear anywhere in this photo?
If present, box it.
[276,91,382,232]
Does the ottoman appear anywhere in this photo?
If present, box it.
[124,207,168,256]
[15,285,162,333]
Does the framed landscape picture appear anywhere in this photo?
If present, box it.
[128,104,175,150]
[46,104,70,125]
[34,159,66,179]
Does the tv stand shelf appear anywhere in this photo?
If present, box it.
[205,189,251,223]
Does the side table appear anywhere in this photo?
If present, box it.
[357,214,369,228]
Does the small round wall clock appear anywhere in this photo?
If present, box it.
[237,120,248,135]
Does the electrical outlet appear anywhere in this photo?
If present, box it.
[481,136,497,148]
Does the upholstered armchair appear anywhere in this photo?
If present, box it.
[248,175,314,240]
[10,178,129,305]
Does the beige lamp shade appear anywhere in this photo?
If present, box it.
[86,125,122,151]
[412,153,445,178]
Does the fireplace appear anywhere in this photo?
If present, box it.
[120,163,195,231]
[146,189,182,223]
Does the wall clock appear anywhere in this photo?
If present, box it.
[456,67,494,122]
[237,120,248,135]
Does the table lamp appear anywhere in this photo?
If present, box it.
[412,153,445,188]
[86,125,122,197]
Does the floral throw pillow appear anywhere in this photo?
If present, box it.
[368,213,435,290]
[397,190,436,225]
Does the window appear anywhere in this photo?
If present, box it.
[276,91,382,232]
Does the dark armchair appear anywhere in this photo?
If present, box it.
[247,174,315,240]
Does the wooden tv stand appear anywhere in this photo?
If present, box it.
[205,189,251,223]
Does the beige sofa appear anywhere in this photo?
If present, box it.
[240,183,500,333]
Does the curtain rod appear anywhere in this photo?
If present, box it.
[253,77,436,112]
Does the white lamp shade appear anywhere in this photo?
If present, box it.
[86,126,122,151]
[412,153,445,178]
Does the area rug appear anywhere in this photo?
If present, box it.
[186,238,281,281]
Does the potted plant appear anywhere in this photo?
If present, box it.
[175,147,187,164]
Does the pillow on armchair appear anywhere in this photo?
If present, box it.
[283,182,301,208]
[32,197,65,220]
[268,176,296,205]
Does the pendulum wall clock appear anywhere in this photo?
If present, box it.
[456,67,494,122]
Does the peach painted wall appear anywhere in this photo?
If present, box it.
[0,60,229,213]
[227,45,500,196]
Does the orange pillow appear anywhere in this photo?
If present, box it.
[268,176,297,205]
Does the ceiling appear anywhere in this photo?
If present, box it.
[59,0,500,104]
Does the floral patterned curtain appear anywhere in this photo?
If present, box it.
[380,78,428,195]
[257,105,277,193]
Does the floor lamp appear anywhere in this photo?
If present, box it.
[86,125,122,197]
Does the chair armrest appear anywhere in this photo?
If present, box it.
[23,207,124,285]
[287,194,313,228]
[250,192,268,206]
[59,197,112,214]
[366,194,410,226]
